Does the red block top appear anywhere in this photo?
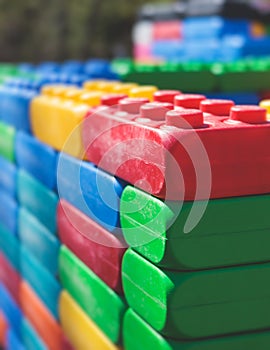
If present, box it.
[83,97,270,201]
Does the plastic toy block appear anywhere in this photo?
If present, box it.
[260,99,270,121]
[0,224,20,272]
[59,246,126,344]
[84,80,122,92]
[129,86,158,101]
[122,249,270,340]
[15,131,58,190]
[124,309,270,350]
[121,188,270,270]
[18,207,60,276]
[0,156,16,198]
[154,90,181,103]
[217,60,270,92]
[20,245,61,319]
[57,200,126,293]
[0,122,15,162]
[207,92,260,105]
[0,283,22,338]
[112,83,138,95]
[30,85,103,157]
[59,291,120,350]
[20,281,63,350]
[0,253,20,304]
[101,93,128,106]
[57,153,125,232]
[6,328,25,350]
[117,62,216,92]
[0,86,36,132]
[17,170,58,233]
[83,100,270,200]
[62,335,75,350]
[0,312,7,348]
[0,190,17,235]
[21,318,47,350]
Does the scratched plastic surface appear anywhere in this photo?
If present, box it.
[59,246,126,344]
[122,249,270,340]
[57,200,126,292]
[83,97,270,200]
[16,131,58,190]
[120,186,270,270]
[59,291,120,350]
[124,309,270,350]
[57,153,125,232]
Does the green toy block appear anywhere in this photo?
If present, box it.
[122,249,270,340]
[124,308,270,350]
[217,59,270,92]
[59,245,126,344]
[0,121,15,162]
[120,186,270,270]
[118,61,216,92]
[17,170,58,233]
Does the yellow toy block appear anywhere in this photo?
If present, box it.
[260,100,270,120]
[129,86,158,101]
[59,291,120,350]
[84,80,121,92]
[30,86,102,158]
[112,83,138,95]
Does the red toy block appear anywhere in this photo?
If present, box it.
[154,90,181,103]
[174,93,206,109]
[83,98,270,200]
[153,21,182,40]
[57,200,126,293]
[0,253,20,304]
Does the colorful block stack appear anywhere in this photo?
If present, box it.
[82,90,270,349]
[133,0,270,62]
[1,63,270,350]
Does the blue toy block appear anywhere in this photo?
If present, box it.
[68,73,89,86]
[0,223,20,272]
[17,170,58,233]
[0,189,18,235]
[84,59,119,80]
[61,60,84,74]
[20,245,61,320]
[0,87,37,132]
[18,207,60,276]
[0,283,22,338]
[6,328,25,350]
[36,62,60,74]
[206,92,260,105]
[16,131,58,190]
[21,318,47,350]
[57,153,125,232]
[0,156,17,198]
